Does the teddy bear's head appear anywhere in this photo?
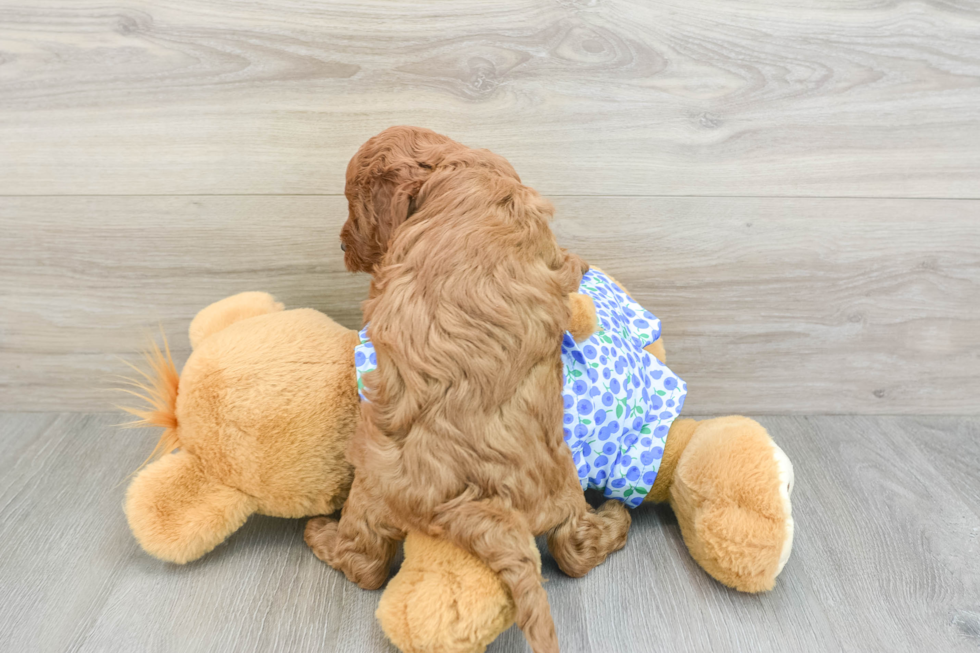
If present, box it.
[124,293,359,564]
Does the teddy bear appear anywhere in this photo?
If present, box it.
[123,277,794,653]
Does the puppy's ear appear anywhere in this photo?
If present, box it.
[374,168,426,246]
[387,177,423,227]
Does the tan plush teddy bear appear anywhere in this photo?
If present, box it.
[123,291,358,563]
[123,283,793,653]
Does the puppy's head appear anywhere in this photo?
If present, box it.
[340,126,466,273]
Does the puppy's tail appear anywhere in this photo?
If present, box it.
[433,499,558,653]
[116,333,181,471]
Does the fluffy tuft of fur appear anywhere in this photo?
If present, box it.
[117,333,181,471]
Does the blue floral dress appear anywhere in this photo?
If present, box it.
[354,269,687,508]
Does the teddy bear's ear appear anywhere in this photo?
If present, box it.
[125,450,257,564]
[188,292,284,350]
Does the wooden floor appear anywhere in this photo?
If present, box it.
[2,413,978,653]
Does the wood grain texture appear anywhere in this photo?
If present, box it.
[553,196,980,414]
[0,195,369,411]
[3,195,978,413]
[894,416,980,518]
[1,413,978,652]
[1,0,979,196]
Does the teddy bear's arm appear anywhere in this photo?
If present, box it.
[126,450,258,564]
[568,293,598,343]
[645,338,666,363]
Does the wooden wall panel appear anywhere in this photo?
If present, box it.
[0,0,978,197]
[2,196,977,413]
[553,196,980,414]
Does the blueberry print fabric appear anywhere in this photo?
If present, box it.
[354,327,376,400]
[562,270,686,506]
[353,269,687,508]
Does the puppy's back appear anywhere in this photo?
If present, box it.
[362,163,574,482]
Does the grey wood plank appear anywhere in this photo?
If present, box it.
[888,416,980,519]
[776,416,980,653]
[1,0,979,197]
[1,414,978,652]
[0,413,391,653]
[3,196,978,414]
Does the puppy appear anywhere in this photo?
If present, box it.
[306,127,630,653]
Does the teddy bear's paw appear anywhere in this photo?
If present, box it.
[378,533,516,653]
[304,516,340,564]
[670,416,796,593]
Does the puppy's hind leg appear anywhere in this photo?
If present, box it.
[433,498,559,653]
[547,498,631,578]
[305,473,403,590]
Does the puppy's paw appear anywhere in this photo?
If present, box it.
[304,516,340,564]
